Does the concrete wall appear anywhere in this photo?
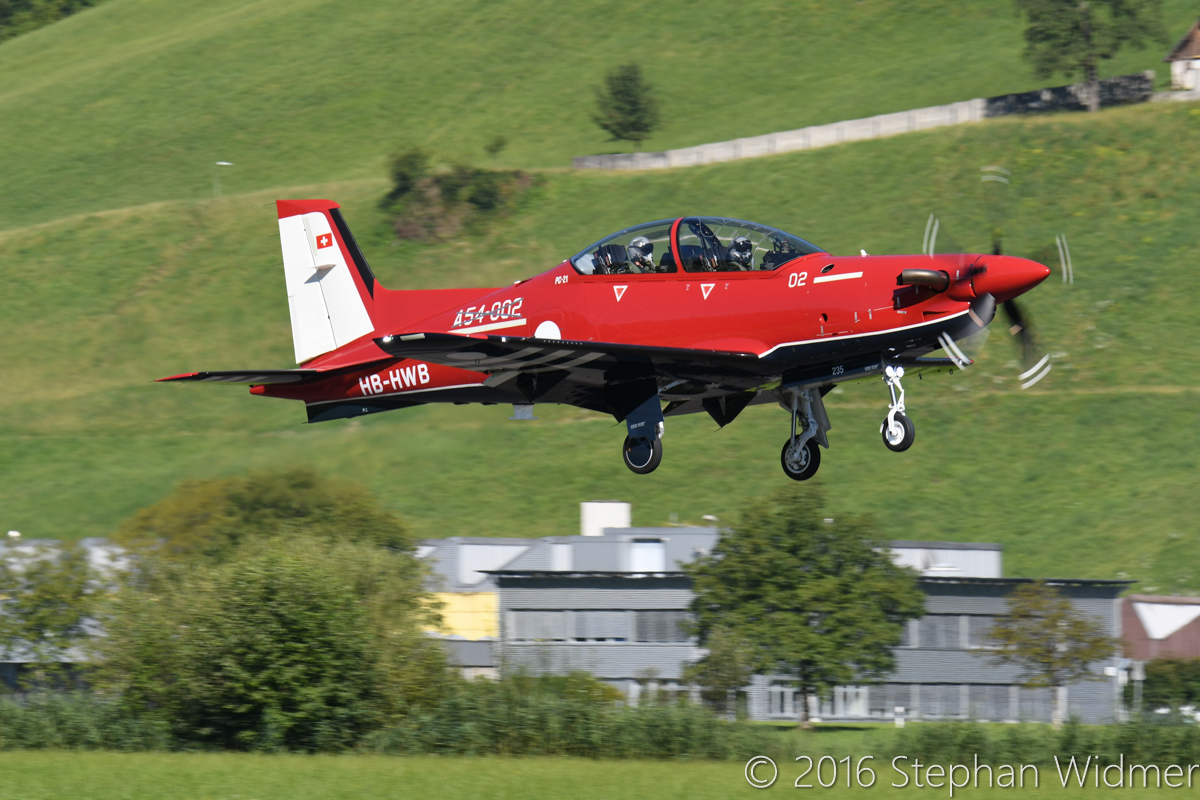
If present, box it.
[573,73,1157,172]
[572,99,986,171]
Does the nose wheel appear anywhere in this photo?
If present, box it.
[623,435,663,474]
[881,412,915,451]
[879,365,916,452]
[781,436,821,480]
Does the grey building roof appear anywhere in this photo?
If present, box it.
[419,528,1009,584]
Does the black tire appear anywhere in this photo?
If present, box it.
[780,437,821,481]
[623,435,663,474]
[881,412,916,452]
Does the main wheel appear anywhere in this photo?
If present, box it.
[780,437,821,481]
[881,412,916,452]
[623,435,663,474]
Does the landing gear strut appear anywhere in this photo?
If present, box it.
[780,388,822,481]
[880,365,916,452]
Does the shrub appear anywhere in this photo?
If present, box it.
[0,693,169,751]
[385,148,430,204]
[885,719,1200,767]
[382,150,537,242]
[365,672,783,760]
[1137,658,1200,715]
[91,535,445,752]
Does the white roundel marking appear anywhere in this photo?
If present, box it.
[534,321,561,340]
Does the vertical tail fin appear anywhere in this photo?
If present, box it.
[276,199,378,364]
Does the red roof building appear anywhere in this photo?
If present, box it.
[1124,595,1200,660]
[1165,18,1200,89]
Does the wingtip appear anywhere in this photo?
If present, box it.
[156,372,199,382]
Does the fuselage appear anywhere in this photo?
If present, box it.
[256,249,1049,422]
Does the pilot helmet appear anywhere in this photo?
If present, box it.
[629,236,654,267]
[729,235,753,264]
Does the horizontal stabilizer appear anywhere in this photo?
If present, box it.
[157,370,321,385]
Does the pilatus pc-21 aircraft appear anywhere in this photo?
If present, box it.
[161,199,1052,480]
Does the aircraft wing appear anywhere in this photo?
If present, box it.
[373,332,763,384]
[157,370,322,384]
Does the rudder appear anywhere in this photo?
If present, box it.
[276,199,377,364]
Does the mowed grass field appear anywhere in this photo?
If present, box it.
[0,0,1195,230]
[4,99,1200,592]
[1,750,1197,800]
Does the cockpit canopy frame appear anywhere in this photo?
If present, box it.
[569,216,825,275]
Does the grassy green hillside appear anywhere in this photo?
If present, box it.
[0,0,1193,231]
[4,97,1200,593]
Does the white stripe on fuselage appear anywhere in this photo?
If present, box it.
[757,309,971,359]
[812,271,863,284]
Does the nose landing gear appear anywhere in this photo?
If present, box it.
[879,365,916,452]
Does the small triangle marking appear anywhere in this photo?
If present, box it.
[701,283,715,299]
[614,285,627,302]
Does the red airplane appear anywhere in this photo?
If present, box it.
[161,199,1051,480]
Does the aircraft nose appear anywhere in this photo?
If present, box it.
[974,256,1051,302]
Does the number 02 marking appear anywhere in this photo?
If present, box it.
[788,272,808,288]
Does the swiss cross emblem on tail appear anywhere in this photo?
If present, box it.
[316,233,334,249]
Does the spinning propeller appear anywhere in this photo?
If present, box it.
[913,167,1066,389]
[981,165,1056,388]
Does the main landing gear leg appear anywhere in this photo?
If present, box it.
[880,365,916,452]
[780,388,821,481]
[622,394,664,474]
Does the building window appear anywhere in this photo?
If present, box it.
[968,684,1010,721]
[967,615,997,648]
[918,615,963,649]
[630,539,666,572]
[573,610,628,641]
[510,610,566,641]
[919,684,964,719]
[634,610,691,643]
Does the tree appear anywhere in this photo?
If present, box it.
[984,580,1117,727]
[92,534,447,750]
[112,468,411,562]
[685,490,925,728]
[592,63,661,149]
[0,541,94,688]
[684,624,758,721]
[0,1,101,44]
[1013,0,1168,112]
